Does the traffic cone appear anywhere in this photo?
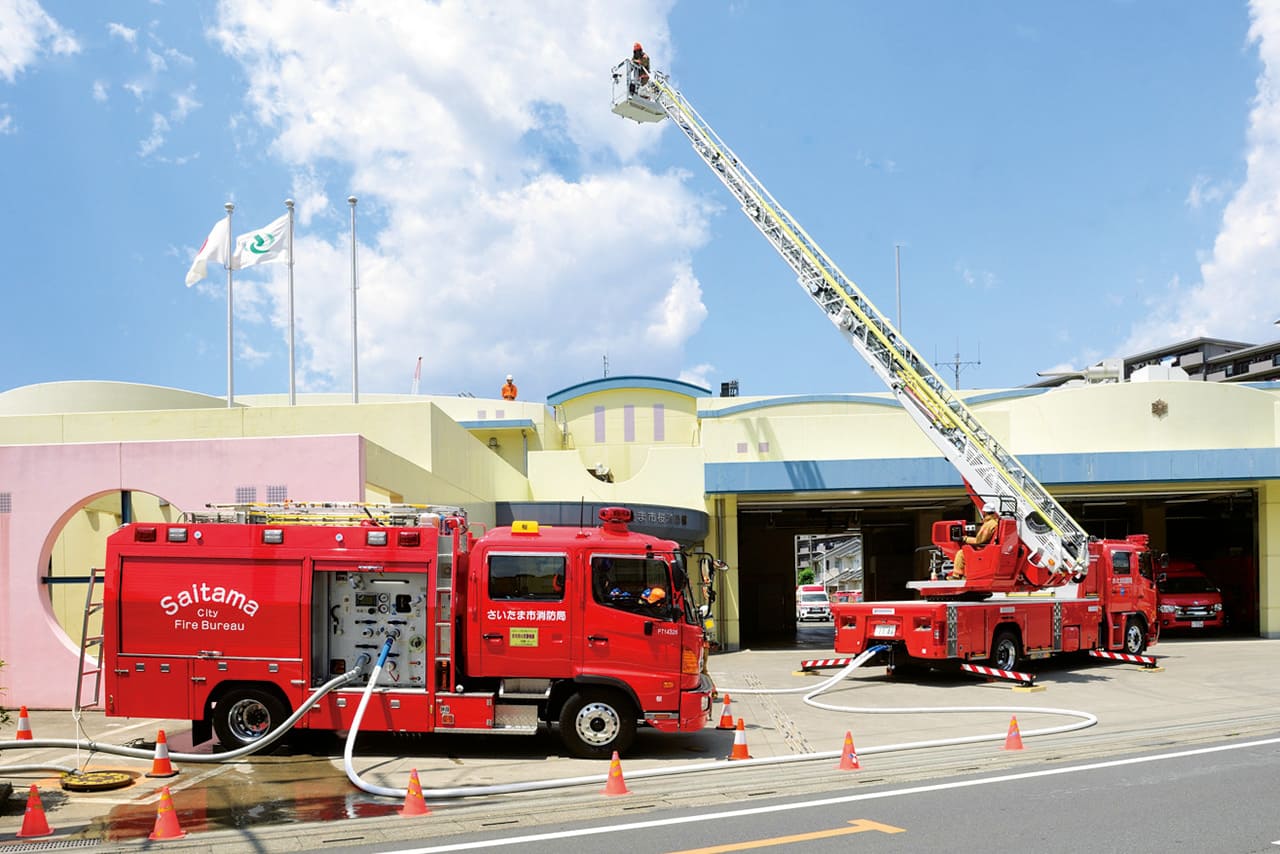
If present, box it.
[835,730,861,771]
[727,718,752,760]
[146,729,179,778]
[1003,715,1024,751]
[600,750,632,796]
[16,785,53,838]
[15,705,33,740]
[400,769,430,816]
[716,693,736,730]
[148,786,187,841]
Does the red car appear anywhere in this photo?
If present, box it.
[1157,562,1226,632]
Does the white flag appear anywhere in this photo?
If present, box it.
[185,217,232,286]
[234,213,290,270]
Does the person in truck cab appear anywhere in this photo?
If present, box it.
[952,501,998,579]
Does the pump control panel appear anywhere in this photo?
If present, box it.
[311,569,430,688]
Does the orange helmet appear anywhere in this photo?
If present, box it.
[633,42,643,52]
[642,586,666,604]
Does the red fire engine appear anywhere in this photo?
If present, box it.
[612,52,1160,672]
[100,503,715,758]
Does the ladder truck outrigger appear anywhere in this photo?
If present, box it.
[612,55,1158,673]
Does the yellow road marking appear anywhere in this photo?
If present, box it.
[668,818,905,853]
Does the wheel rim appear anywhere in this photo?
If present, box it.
[226,698,272,742]
[1126,623,1144,653]
[574,701,621,748]
[995,640,1016,670]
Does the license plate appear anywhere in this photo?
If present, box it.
[873,624,897,638]
[1191,621,1204,628]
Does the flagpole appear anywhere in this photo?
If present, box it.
[349,195,359,405]
[224,201,235,408]
[285,198,296,406]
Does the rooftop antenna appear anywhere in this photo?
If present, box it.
[603,353,609,378]
[411,356,422,395]
[936,340,981,388]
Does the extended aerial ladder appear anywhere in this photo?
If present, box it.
[611,59,1089,583]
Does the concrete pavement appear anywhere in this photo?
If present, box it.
[1,637,1277,852]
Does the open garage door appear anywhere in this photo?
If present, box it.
[732,488,1259,648]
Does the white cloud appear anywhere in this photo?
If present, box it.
[0,0,80,83]
[955,262,997,290]
[211,0,712,397]
[678,363,716,389]
[91,79,107,101]
[138,112,169,157]
[1186,174,1229,210]
[0,112,13,134]
[170,84,199,120]
[107,22,138,46]
[1117,0,1280,355]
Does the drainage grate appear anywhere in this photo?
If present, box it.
[0,492,10,513]
[0,839,102,852]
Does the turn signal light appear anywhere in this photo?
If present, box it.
[397,531,421,547]
[135,526,157,542]
[681,648,700,675]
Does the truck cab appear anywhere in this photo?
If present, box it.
[1157,560,1226,632]
[795,584,831,622]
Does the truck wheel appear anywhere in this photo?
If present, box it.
[1123,617,1147,655]
[988,629,1021,671]
[558,688,637,759]
[213,688,287,750]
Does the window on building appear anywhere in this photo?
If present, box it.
[653,404,665,441]
[624,405,635,442]
[487,554,566,601]
[594,406,606,442]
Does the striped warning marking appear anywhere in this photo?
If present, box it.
[1089,649,1159,666]
[959,663,1035,685]
[798,658,854,671]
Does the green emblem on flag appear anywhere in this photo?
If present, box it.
[247,232,277,255]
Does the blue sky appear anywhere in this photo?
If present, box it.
[1,1,1275,402]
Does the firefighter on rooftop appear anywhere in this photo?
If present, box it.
[501,374,518,401]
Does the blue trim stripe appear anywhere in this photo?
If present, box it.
[547,375,710,405]
[457,418,538,430]
[705,447,1280,494]
[698,388,1049,418]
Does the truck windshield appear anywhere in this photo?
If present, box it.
[800,592,829,603]
[1160,575,1219,594]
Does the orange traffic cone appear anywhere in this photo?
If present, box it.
[148,786,187,841]
[1003,715,1024,751]
[146,729,179,778]
[716,693,736,730]
[600,750,632,796]
[727,718,752,760]
[15,705,33,740]
[835,730,861,771]
[16,785,53,838]
[400,769,430,816]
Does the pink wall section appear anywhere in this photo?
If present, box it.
[0,435,367,710]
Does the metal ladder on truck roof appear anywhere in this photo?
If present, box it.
[616,63,1089,581]
[188,501,467,528]
[74,567,106,714]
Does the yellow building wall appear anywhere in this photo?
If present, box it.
[1260,481,1280,639]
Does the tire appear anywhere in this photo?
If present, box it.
[988,629,1021,671]
[1123,617,1148,655]
[213,687,288,750]
[558,688,637,759]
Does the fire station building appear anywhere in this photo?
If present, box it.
[1,373,1278,708]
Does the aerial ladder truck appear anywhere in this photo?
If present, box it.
[612,55,1158,671]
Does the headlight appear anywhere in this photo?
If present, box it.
[1158,605,1176,613]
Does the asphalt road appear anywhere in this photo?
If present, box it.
[332,734,1280,853]
[2,637,1278,852]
